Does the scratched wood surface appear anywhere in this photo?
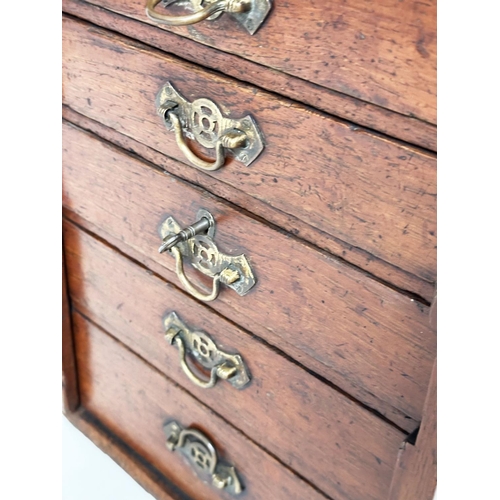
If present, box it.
[73,312,330,500]
[70,0,436,125]
[62,0,436,151]
[62,121,436,430]
[62,105,435,303]
[62,17,437,287]
[64,220,404,500]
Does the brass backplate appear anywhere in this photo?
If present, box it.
[162,0,272,34]
[159,209,256,296]
[164,420,243,495]
[156,82,264,166]
[164,312,251,389]
[230,0,272,34]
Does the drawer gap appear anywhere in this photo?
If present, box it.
[73,310,335,500]
[67,216,418,435]
[62,115,433,307]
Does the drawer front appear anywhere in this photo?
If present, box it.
[62,17,437,287]
[64,220,404,500]
[62,122,435,431]
[73,312,328,500]
[66,0,436,124]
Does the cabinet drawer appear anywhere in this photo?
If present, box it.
[62,17,436,289]
[63,121,435,431]
[72,312,329,500]
[65,220,404,500]
[65,0,436,124]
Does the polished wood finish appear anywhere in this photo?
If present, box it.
[64,220,405,500]
[389,359,437,500]
[73,312,329,500]
[62,104,435,303]
[68,0,436,125]
[62,251,79,413]
[62,0,436,151]
[62,121,435,430]
[62,17,437,287]
[63,2,437,495]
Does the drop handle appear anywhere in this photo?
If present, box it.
[164,420,243,495]
[147,0,249,27]
[156,82,265,172]
[158,208,256,302]
[166,111,247,172]
[146,0,272,35]
[164,312,251,389]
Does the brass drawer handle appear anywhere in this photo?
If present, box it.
[164,420,243,495]
[171,245,221,301]
[169,112,246,171]
[164,312,251,389]
[158,208,256,302]
[156,82,264,171]
[146,0,272,35]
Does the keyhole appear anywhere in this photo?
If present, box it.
[201,117,211,130]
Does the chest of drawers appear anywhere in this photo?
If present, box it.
[62,2,437,498]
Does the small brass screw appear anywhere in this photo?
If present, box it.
[212,473,231,489]
[220,268,240,285]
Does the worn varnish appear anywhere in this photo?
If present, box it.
[63,0,437,495]
[73,312,330,500]
[62,105,435,303]
[64,220,405,500]
[62,121,435,430]
[70,0,436,124]
[62,0,436,151]
[64,20,436,288]
[62,17,437,286]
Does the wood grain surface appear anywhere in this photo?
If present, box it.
[62,121,436,430]
[62,105,435,303]
[68,0,436,125]
[62,0,437,151]
[388,360,437,500]
[73,312,330,500]
[62,17,437,285]
[64,220,405,500]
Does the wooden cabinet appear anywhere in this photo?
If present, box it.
[63,2,436,498]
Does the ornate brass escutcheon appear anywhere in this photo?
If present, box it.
[164,312,251,389]
[164,420,243,495]
[146,0,272,35]
[158,208,256,301]
[156,81,264,171]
